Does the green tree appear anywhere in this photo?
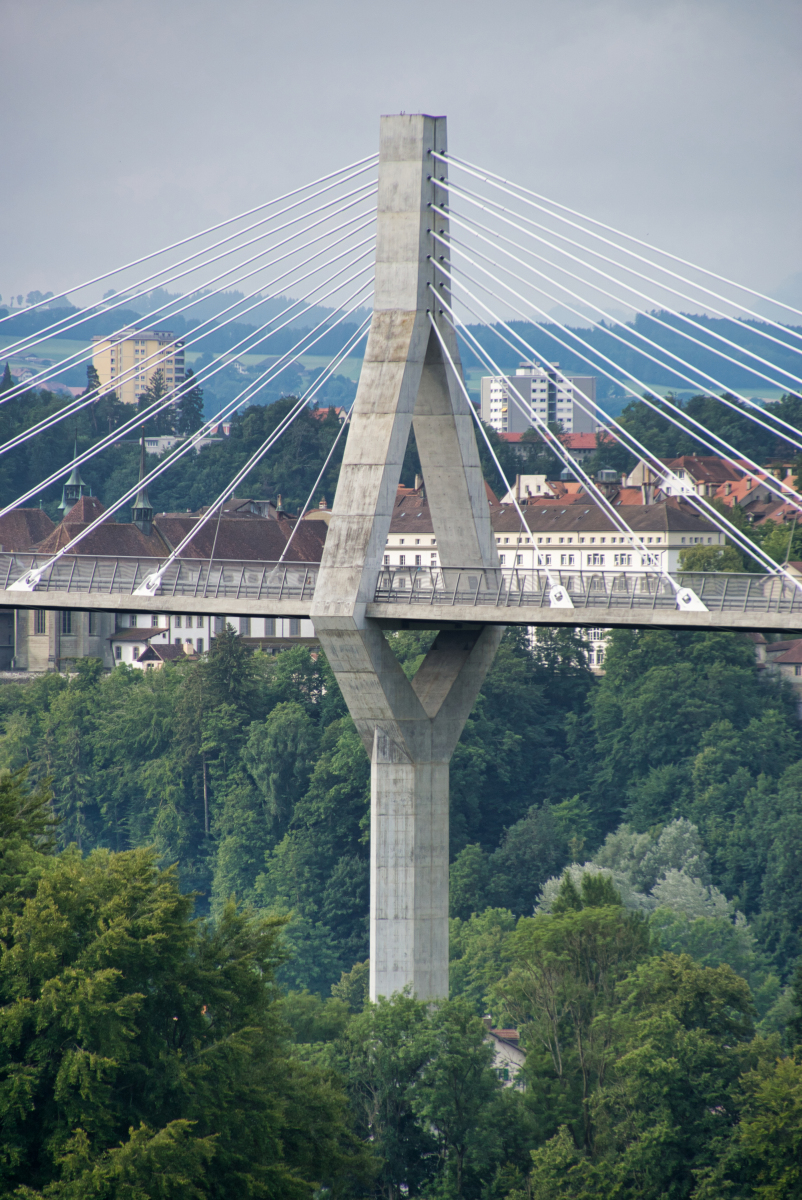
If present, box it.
[678,542,745,571]
[177,366,205,434]
[0,768,56,908]
[0,846,372,1198]
[699,1054,802,1199]
[449,907,516,1014]
[341,994,439,1200]
[410,1000,502,1200]
[494,880,650,1148]
[137,368,174,435]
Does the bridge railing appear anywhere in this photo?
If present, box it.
[373,566,802,614]
[0,553,319,603]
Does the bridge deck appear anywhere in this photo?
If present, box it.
[0,555,799,631]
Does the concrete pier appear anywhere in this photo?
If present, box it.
[311,113,502,1001]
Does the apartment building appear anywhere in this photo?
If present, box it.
[480,362,597,435]
[92,328,185,406]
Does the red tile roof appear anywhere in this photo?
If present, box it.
[154,514,326,562]
[110,627,169,642]
[774,641,802,665]
[36,496,170,558]
[0,508,55,551]
[662,455,745,485]
[138,643,198,663]
[561,432,598,450]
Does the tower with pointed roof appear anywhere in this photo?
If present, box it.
[58,440,90,512]
[131,436,153,535]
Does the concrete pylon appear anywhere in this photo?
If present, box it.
[311,114,503,1001]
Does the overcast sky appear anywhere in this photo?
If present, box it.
[2,0,801,310]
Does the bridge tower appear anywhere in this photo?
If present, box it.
[311,114,503,1001]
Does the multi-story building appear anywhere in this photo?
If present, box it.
[489,500,722,574]
[480,362,597,435]
[380,487,723,578]
[1,477,324,673]
[92,328,185,406]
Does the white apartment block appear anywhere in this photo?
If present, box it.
[92,328,185,406]
[480,362,597,435]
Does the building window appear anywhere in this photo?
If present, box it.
[88,611,97,635]
[614,553,633,567]
[240,617,251,636]
[499,554,505,565]
[289,618,300,636]
[196,639,204,654]
[415,555,422,566]
[516,554,523,564]
[129,614,137,628]
[384,555,390,565]
[115,645,122,660]
[560,554,575,566]
[152,614,160,627]
[175,637,182,646]
[265,617,276,636]
[796,665,802,677]
[587,553,605,567]
[175,615,182,628]
[61,611,72,635]
[399,555,406,566]
[213,616,224,634]
[34,609,46,635]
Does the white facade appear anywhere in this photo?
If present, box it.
[480,362,597,435]
[492,524,723,576]
[383,531,439,572]
[110,613,316,668]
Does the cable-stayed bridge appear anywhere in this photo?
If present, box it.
[3,114,802,1001]
[1,555,800,632]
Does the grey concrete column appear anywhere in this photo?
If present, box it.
[311,114,504,1001]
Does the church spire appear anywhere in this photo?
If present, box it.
[131,435,153,535]
[59,437,89,512]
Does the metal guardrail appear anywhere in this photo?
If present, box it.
[0,553,319,603]
[1,552,800,619]
[373,566,802,615]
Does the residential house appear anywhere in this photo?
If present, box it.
[483,1018,525,1089]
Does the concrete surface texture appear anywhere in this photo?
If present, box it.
[310,114,503,1001]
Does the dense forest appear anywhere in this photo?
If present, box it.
[1,622,802,1198]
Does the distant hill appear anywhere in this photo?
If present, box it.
[2,300,798,403]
